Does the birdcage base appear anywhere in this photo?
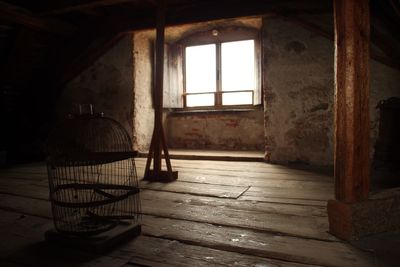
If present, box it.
[144,170,178,182]
[45,223,141,253]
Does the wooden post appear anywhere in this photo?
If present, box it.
[328,0,370,240]
[144,0,178,182]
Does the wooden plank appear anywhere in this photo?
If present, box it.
[140,180,248,198]
[141,215,373,267]
[0,174,248,200]
[0,188,332,240]
[0,178,48,200]
[0,261,26,267]
[0,160,332,206]
[139,190,334,240]
[2,159,333,181]
[140,190,328,217]
[0,171,48,183]
[138,167,333,188]
[0,210,128,267]
[333,0,370,202]
[136,158,333,178]
[42,0,147,15]
[112,235,317,267]
[0,2,74,33]
[0,172,330,211]
[238,195,327,207]
[243,186,334,201]
[0,176,328,219]
[0,194,52,218]
[136,160,334,182]
[0,210,52,259]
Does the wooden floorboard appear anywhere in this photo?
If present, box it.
[140,180,249,199]
[114,235,319,267]
[141,215,372,267]
[0,158,375,266]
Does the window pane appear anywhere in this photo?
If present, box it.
[185,44,216,93]
[221,40,255,92]
[222,92,253,105]
[186,94,214,107]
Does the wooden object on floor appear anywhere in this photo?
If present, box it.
[329,0,370,240]
[144,0,177,182]
[45,223,141,253]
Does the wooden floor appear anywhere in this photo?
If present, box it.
[0,158,378,267]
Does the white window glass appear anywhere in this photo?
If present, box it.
[185,44,216,93]
[221,40,255,92]
[222,92,253,105]
[186,94,214,107]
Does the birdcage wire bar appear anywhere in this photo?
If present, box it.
[46,111,141,236]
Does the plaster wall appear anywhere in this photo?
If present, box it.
[57,35,134,138]
[263,18,400,166]
[263,18,334,165]
[133,31,154,151]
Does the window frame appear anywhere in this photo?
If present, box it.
[179,26,262,110]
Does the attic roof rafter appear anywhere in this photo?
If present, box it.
[0,1,74,33]
[42,0,156,15]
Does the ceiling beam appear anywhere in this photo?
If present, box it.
[104,0,329,34]
[0,1,74,33]
[284,15,400,71]
[42,0,147,15]
[58,32,126,85]
[389,0,400,18]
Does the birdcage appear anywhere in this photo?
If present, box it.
[46,106,141,236]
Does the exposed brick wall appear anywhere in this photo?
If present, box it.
[167,110,264,151]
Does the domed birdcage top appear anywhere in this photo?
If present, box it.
[47,105,134,163]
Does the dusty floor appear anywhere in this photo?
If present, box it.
[0,156,388,266]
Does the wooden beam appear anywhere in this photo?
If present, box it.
[327,0,371,241]
[333,0,370,203]
[0,1,74,33]
[153,0,165,177]
[43,0,144,15]
[144,0,177,182]
[389,0,400,18]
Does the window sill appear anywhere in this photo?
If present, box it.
[166,105,262,116]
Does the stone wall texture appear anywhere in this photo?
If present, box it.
[132,31,155,151]
[58,16,400,166]
[263,17,400,166]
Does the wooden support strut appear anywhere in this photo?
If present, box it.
[327,0,370,240]
[144,0,177,182]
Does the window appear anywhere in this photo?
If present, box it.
[184,39,257,108]
[161,26,261,109]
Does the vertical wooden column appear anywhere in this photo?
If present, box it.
[144,0,178,182]
[328,0,370,240]
[334,0,370,202]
